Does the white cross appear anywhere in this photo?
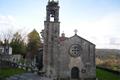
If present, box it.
[74,29,78,34]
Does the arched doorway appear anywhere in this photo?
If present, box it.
[71,67,79,79]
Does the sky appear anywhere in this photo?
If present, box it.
[0,0,120,49]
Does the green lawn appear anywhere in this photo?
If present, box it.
[0,67,120,80]
[0,68,26,79]
[96,68,120,80]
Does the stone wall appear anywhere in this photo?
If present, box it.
[59,34,96,79]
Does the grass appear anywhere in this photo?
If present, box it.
[0,67,120,80]
[0,68,26,79]
[96,68,120,80]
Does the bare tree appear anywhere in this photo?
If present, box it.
[0,29,14,44]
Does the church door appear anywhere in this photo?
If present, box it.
[71,67,79,79]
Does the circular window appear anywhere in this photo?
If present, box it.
[69,44,82,57]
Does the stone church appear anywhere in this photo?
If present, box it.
[42,0,96,80]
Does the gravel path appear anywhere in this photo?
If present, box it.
[6,73,53,80]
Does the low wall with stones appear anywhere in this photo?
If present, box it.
[0,59,40,75]
[0,60,18,68]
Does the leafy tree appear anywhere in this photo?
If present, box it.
[10,32,27,55]
[27,29,41,57]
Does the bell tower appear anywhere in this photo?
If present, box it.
[46,0,59,22]
[43,0,60,78]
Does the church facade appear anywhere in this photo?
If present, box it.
[42,0,96,80]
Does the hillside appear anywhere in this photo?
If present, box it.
[96,49,120,59]
[96,49,120,55]
[95,49,120,71]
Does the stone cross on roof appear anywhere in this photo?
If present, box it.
[48,0,59,2]
[74,29,78,35]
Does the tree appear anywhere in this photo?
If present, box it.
[27,29,41,57]
[0,40,3,46]
[0,30,13,43]
[10,32,27,55]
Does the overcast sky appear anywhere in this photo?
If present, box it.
[0,0,120,49]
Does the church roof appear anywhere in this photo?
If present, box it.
[59,32,95,46]
[69,34,95,46]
